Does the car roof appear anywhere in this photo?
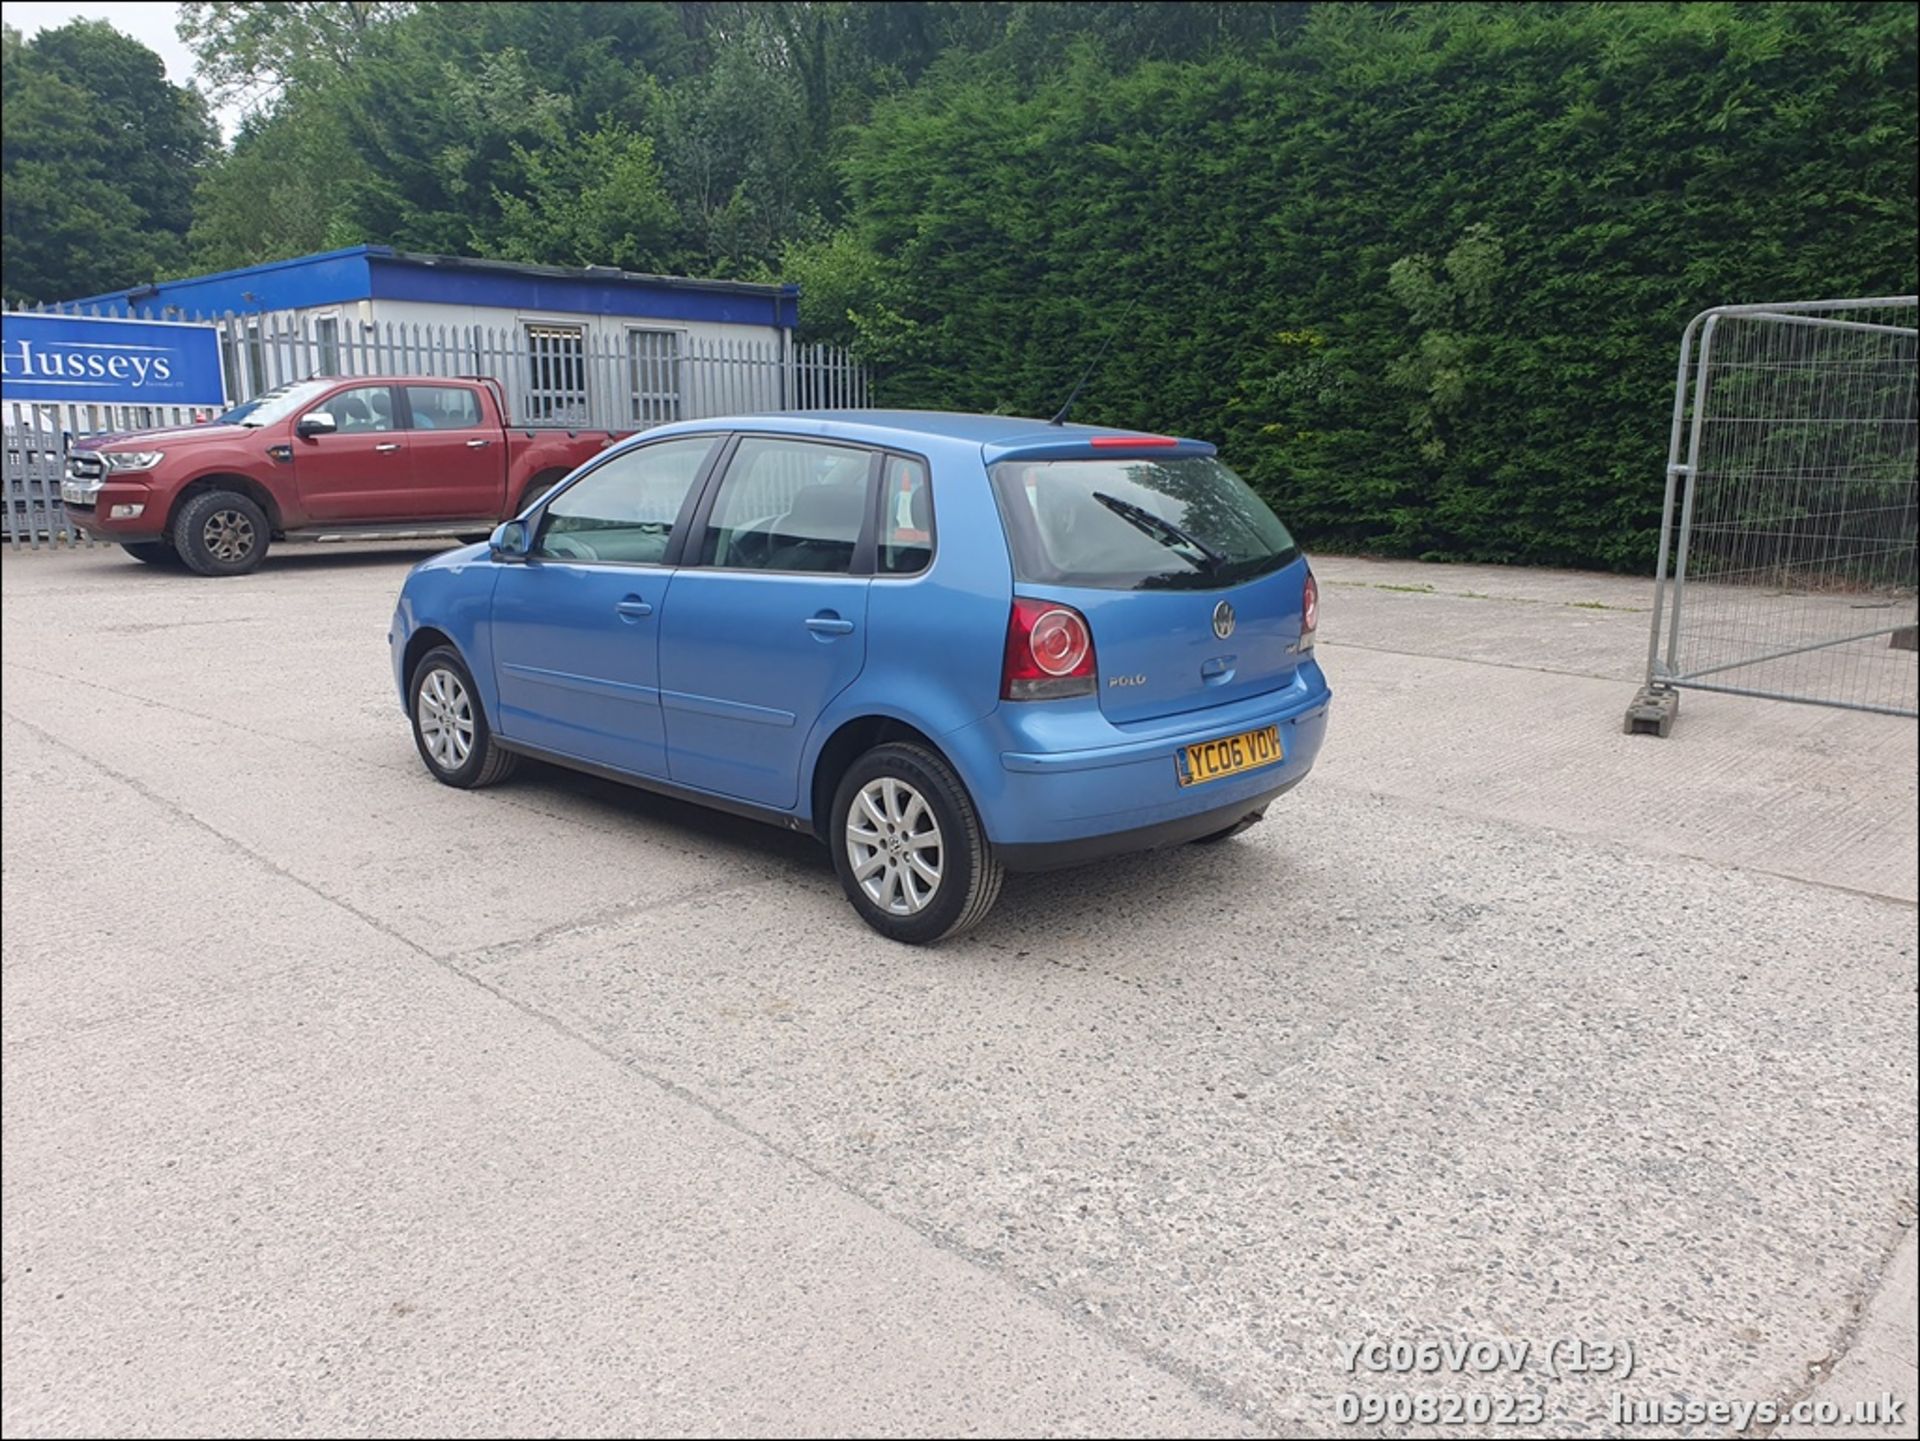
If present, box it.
[642,409,1216,461]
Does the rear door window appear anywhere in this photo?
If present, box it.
[989,455,1298,590]
[698,437,877,574]
[404,385,483,431]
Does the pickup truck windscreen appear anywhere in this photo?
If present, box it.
[215,379,338,428]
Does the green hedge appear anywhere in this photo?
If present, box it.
[806,2,1917,570]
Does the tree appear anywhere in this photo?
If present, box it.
[489,124,684,272]
[177,1,411,112]
[1,20,217,303]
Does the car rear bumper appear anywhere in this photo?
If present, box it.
[949,663,1331,865]
[993,772,1306,871]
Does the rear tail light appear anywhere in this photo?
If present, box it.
[1300,570,1319,651]
[1003,598,1096,700]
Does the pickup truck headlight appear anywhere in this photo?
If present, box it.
[99,451,165,472]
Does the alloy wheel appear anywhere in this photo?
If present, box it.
[417,667,475,771]
[202,508,256,563]
[845,777,944,915]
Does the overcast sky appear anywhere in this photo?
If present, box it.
[2,0,245,137]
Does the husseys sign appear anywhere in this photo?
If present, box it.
[0,311,226,407]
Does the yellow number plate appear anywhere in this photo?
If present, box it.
[1177,725,1283,787]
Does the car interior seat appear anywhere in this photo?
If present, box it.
[336,394,372,432]
[767,478,866,572]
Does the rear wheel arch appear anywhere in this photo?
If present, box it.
[809,715,953,841]
[516,468,569,514]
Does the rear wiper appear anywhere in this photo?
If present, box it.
[1091,492,1225,571]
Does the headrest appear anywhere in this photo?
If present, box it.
[783,481,865,538]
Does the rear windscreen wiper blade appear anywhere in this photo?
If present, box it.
[1092,492,1226,570]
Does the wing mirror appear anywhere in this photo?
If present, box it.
[295,411,337,438]
[489,520,530,560]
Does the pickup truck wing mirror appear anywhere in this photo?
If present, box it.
[489,520,531,560]
[296,411,337,438]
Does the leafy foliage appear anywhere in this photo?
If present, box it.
[1,21,217,303]
[6,2,1915,568]
[810,2,1919,569]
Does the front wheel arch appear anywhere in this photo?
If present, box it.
[166,472,285,539]
[403,626,459,696]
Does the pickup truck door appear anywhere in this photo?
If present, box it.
[399,383,504,521]
[488,435,722,778]
[293,384,411,522]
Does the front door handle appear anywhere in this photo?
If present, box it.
[374,442,401,453]
[615,596,654,620]
[466,438,491,449]
[805,614,855,636]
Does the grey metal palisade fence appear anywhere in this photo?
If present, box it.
[3,303,872,548]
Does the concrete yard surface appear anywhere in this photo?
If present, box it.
[2,543,1915,1438]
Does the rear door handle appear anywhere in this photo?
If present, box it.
[805,615,855,636]
[374,442,401,453]
[466,438,491,449]
[615,597,654,619]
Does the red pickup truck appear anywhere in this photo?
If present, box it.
[59,375,632,576]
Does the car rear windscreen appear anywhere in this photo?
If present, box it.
[989,455,1299,590]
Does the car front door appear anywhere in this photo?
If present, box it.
[487,435,721,778]
[293,383,411,521]
[399,383,502,520]
[656,435,878,809]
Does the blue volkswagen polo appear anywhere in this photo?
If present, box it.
[390,411,1330,943]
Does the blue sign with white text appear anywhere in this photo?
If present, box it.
[1,311,226,407]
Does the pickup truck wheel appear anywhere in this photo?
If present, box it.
[409,646,517,789]
[121,541,182,567]
[830,742,1002,945]
[173,490,269,577]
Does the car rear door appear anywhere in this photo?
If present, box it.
[487,435,722,778]
[655,435,879,809]
[399,383,502,520]
[293,383,410,521]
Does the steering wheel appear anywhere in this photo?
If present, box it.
[729,522,774,568]
[539,531,596,561]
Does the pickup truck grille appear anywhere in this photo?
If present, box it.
[66,453,104,481]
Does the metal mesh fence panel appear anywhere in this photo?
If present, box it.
[1635,297,1918,731]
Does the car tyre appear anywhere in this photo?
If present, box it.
[173,489,270,576]
[517,472,566,513]
[121,541,183,567]
[831,741,1003,945]
[409,645,518,789]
